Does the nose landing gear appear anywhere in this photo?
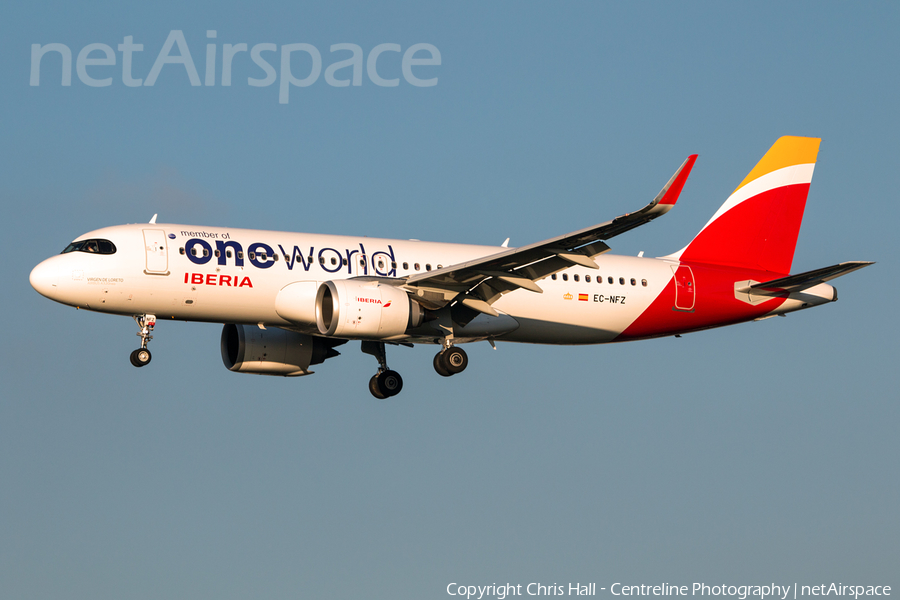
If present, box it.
[129,347,152,367]
[361,341,404,398]
[129,314,156,368]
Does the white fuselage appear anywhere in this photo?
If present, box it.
[30,222,690,345]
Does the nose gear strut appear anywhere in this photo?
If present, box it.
[129,314,156,367]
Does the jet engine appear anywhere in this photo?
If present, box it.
[274,281,319,330]
[220,324,344,376]
[315,279,424,339]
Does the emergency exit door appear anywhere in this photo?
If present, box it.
[354,254,368,276]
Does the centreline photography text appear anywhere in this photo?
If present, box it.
[445,583,892,600]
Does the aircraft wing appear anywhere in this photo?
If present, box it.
[740,261,875,297]
[403,155,697,315]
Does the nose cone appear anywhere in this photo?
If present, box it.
[30,258,60,299]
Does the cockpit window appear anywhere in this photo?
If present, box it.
[62,239,117,255]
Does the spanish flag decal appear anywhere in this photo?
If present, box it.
[578,293,589,301]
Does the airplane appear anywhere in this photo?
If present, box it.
[29,136,872,398]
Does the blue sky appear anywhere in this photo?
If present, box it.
[2,2,897,599]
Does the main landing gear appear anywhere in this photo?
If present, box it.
[129,314,156,368]
[360,340,468,397]
[433,344,468,377]
[361,341,403,399]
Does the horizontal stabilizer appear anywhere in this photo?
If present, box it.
[741,261,874,296]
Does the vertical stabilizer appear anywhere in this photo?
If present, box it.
[670,136,821,275]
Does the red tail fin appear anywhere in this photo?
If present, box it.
[671,136,821,275]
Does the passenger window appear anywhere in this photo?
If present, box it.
[562,273,568,281]
[426,264,432,271]
[631,278,636,286]
[203,248,209,258]
[238,251,244,260]
[437,264,442,269]
[330,257,337,266]
[342,258,347,266]
[273,254,278,261]
[319,256,325,264]
[551,274,557,280]
[403,262,409,270]
[608,276,613,284]
[190,247,197,256]
[574,274,580,282]
[619,277,625,285]
[414,263,420,271]
[249,252,256,260]
[392,262,397,269]
[642,279,648,287]
[360,258,366,267]
[214,249,221,258]
[585,275,591,283]
[179,247,185,255]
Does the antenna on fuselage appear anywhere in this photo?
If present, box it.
[149,214,158,224]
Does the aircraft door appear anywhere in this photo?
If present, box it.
[354,254,368,277]
[672,264,695,311]
[143,229,169,274]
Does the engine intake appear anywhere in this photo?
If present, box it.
[221,324,344,376]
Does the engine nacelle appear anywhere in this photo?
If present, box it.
[220,324,343,376]
[274,281,319,330]
[315,279,424,339]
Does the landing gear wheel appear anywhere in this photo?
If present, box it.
[361,342,405,398]
[369,375,387,399]
[433,352,451,377]
[378,370,403,397]
[441,347,468,375]
[130,348,152,367]
[369,370,402,398]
